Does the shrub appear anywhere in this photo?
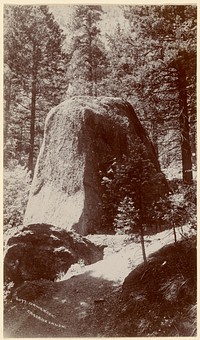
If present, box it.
[4,163,32,233]
[162,181,197,232]
[100,141,168,235]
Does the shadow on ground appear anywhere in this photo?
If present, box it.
[4,272,121,337]
[4,237,197,337]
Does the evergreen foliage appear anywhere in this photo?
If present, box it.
[4,4,196,182]
[4,5,68,172]
[4,5,196,241]
[105,5,197,183]
[100,140,168,235]
[4,163,31,233]
[3,7,197,334]
[100,139,169,262]
[66,5,108,97]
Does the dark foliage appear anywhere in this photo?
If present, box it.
[115,236,196,336]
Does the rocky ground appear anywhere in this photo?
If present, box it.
[4,226,196,337]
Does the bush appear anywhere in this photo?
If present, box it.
[162,180,197,230]
[99,142,169,235]
[4,163,32,232]
[120,237,197,337]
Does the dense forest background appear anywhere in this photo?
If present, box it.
[3,7,197,337]
[4,4,197,232]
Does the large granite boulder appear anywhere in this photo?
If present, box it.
[4,224,103,285]
[24,96,168,235]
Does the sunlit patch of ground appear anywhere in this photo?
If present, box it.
[59,225,194,283]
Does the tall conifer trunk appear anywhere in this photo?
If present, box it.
[28,44,37,174]
[4,5,66,168]
[138,174,147,264]
[177,62,193,184]
[176,6,193,184]
[28,80,36,174]
[140,224,147,264]
[4,76,12,165]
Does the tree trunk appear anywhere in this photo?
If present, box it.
[28,44,38,174]
[93,67,98,97]
[177,62,193,184]
[172,222,177,243]
[4,78,12,143]
[28,79,36,174]
[4,75,12,166]
[140,224,147,264]
[136,159,148,264]
[87,13,94,96]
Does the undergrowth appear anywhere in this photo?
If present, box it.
[4,163,31,233]
[114,236,197,337]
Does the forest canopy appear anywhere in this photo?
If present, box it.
[4,4,196,183]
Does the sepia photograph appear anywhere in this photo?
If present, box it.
[3,1,197,337]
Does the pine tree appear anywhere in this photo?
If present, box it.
[100,139,168,263]
[122,5,197,183]
[104,5,196,183]
[4,5,68,173]
[114,196,139,235]
[66,5,107,97]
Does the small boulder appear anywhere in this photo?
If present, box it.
[4,224,103,285]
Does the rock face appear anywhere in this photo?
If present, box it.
[4,224,103,285]
[24,96,167,235]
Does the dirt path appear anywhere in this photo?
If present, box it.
[4,227,191,337]
[4,272,122,337]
